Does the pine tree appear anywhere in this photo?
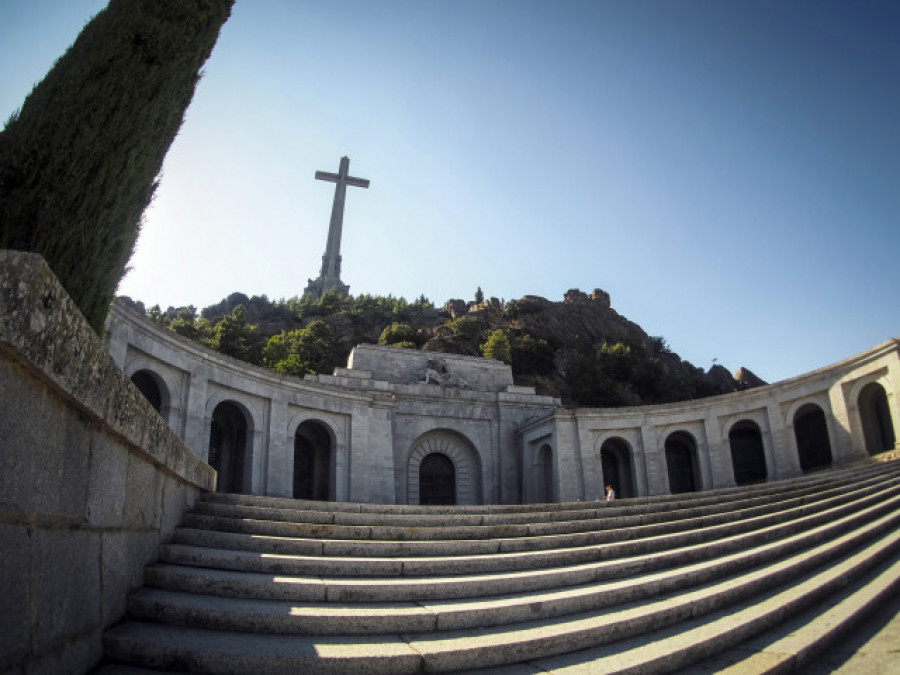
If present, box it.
[481,329,511,364]
[0,0,233,333]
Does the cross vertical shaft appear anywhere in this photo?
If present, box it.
[305,156,369,298]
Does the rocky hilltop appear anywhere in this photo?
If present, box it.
[127,287,765,407]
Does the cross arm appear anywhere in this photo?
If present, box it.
[315,171,370,189]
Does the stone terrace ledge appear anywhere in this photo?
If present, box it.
[0,250,216,674]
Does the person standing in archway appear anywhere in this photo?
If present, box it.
[605,485,616,502]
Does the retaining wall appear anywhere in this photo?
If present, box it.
[0,251,215,674]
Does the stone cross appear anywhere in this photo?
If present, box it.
[308,157,369,296]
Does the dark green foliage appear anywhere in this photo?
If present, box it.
[263,320,337,376]
[449,316,481,341]
[481,329,511,363]
[0,0,234,333]
[128,287,753,406]
[511,334,555,376]
[378,322,417,347]
[210,305,262,364]
[474,286,484,304]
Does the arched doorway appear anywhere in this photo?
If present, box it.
[294,420,333,500]
[130,369,164,417]
[665,431,699,494]
[419,453,456,505]
[859,382,896,456]
[599,437,635,498]
[729,420,767,485]
[407,430,482,505]
[534,444,554,503]
[208,401,250,494]
[794,404,832,472]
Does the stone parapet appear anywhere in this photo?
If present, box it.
[0,250,214,673]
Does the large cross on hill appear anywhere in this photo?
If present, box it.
[305,156,369,299]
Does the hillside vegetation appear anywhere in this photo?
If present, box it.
[121,286,765,407]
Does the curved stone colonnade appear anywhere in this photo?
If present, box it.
[106,301,899,505]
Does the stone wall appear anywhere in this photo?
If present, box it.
[348,343,515,392]
[519,340,900,502]
[0,251,215,674]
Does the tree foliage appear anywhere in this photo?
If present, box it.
[378,322,417,347]
[210,305,263,364]
[481,329,511,363]
[0,0,233,333]
[127,286,748,407]
[262,320,336,376]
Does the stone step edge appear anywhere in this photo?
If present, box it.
[705,554,900,674]
[102,526,900,674]
[140,502,900,611]
[510,525,900,675]
[168,476,899,557]
[187,474,878,529]
[176,475,900,545]
[195,465,900,527]
[200,459,900,516]
[159,482,900,578]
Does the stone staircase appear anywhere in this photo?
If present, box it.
[101,459,900,673]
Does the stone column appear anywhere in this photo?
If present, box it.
[183,364,210,462]
[829,382,861,464]
[266,400,291,498]
[640,423,666,495]
[764,401,795,479]
[554,411,584,501]
[348,397,396,503]
[703,415,734,489]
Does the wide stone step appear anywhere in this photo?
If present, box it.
[198,461,900,518]
[142,498,900,609]
[160,481,900,577]
[175,473,900,554]
[676,554,900,674]
[103,523,900,673]
[194,465,900,530]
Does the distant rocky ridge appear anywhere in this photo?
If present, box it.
[123,287,765,407]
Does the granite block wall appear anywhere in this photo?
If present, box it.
[0,251,215,674]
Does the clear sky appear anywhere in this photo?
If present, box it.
[2,1,898,384]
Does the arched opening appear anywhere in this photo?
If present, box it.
[599,437,635,498]
[794,404,832,472]
[130,369,164,416]
[665,431,699,494]
[208,401,250,494]
[534,444,553,503]
[419,453,456,505]
[729,420,767,485]
[859,382,896,456]
[294,420,333,500]
[408,430,482,505]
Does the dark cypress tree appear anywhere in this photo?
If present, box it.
[0,0,234,333]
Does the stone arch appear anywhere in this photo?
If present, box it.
[664,430,700,494]
[208,400,253,494]
[534,444,554,503]
[599,437,636,498]
[793,403,833,472]
[407,430,483,505]
[286,412,348,502]
[858,381,896,456]
[129,368,168,419]
[293,419,334,501]
[727,419,767,485]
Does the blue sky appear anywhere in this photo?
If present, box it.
[2,1,898,384]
